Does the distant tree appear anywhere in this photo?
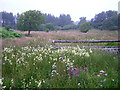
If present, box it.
[17,10,44,35]
[44,14,56,25]
[1,11,15,29]
[79,22,91,33]
[58,14,73,27]
[43,13,73,27]
[91,10,118,30]
[45,23,55,30]
[78,17,86,24]
[102,15,118,30]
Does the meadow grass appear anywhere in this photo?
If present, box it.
[1,29,119,88]
[1,29,118,47]
[1,45,119,88]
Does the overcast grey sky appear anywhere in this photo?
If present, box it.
[0,0,119,21]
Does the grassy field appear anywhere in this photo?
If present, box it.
[1,29,118,47]
[1,29,119,88]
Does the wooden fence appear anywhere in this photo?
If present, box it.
[52,40,120,52]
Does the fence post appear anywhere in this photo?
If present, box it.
[52,40,55,47]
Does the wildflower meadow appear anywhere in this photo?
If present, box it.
[1,45,119,88]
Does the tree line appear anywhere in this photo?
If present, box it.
[0,10,119,34]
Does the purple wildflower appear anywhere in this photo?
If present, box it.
[69,67,79,76]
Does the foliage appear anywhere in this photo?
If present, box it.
[0,11,16,29]
[91,10,118,30]
[1,10,118,31]
[104,42,118,46]
[79,22,91,33]
[39,24,46,31]
[2,45,119,88]
[78,17,86,24]
[17,10,44,35]
[0,27,22,38]
[54,26,62,30]
[61,24,77,30]
[45,23,55,30]
[5,25,11,31]
[44,14,73,27]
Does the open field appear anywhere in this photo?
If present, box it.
[1,29,119,88]
[2,29,118,47]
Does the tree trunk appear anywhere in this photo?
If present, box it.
[28,30,30,35]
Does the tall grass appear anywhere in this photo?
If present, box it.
[1,45,119,88]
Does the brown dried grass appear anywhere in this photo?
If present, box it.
[1,29,118,47]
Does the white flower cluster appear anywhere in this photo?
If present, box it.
[4,47,13,53]
[54,46,92,58]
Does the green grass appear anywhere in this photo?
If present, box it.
[1,45,119,88]
[0,27,23,38]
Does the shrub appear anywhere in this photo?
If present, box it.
[11,32,22,37]
[5,25,11,31]
[79,22,91,33]
[45,28,49,32]
[0,27,23,38]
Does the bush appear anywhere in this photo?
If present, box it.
[0,27,23,38]
[54,26,62,30]
[79,22,91,33]
[45,28,49,32]
[11,32,22,37]
[5,25,11,31]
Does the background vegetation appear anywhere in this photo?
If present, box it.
[0,10,119,33]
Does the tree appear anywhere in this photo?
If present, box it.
[78,17,86,24]
[58,14,73,27]
[1,11,15,29]
[45,23,55,30]
[17,10,44,35]
[79,22,91,33]
[91,10,118,30]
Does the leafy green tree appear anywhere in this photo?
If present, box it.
[79,22,91,33]
[17,10,44,35]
